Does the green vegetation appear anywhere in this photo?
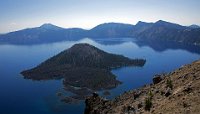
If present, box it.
[21,43,146,93]
[145,90,153,111]
[145,97,152,111]
[148,90,153,99]
[166,79,173,89]
[62,67,121,90]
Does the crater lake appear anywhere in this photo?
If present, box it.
[0,38,200,114]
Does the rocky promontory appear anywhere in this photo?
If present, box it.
[85,60,200,114]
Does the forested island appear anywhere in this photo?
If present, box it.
[21,43,146,101]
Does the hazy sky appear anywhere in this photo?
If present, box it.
[0,0,200,33]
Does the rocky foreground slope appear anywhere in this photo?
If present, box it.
[85,60,200,114]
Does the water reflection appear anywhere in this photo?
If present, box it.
[0,38,200,114]
[135,40,200,54]
[93,38,200,54]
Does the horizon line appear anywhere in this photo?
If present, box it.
[1,20,199,34]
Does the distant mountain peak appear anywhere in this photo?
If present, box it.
[39,23,63,30]
[92,22,133,28]
[154,20,184,29]
[136,21,146,25]
[155,20,181,26]
[189,24,200,29]
[135,21,153,26]
[136,21,147,24]
[155,20,170,24]
[40,23,54,27]
[0,20,199,45]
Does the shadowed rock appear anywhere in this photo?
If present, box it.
[153,75,163,84]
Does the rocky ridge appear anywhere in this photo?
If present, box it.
[85,60,200,114]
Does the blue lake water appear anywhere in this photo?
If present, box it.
[0,38,200,114]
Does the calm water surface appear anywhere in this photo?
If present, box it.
[0,38,200,114]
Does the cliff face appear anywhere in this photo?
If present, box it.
[85,60,200,114]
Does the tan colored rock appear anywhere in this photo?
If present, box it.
[85,60,200,114]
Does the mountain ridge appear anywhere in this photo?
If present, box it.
[0,20,200,45]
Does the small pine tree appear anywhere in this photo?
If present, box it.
[166,79,173,89]
[145,97,152,111]
[148,90,153,99]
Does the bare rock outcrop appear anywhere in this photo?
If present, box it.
[85,60,200,114]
